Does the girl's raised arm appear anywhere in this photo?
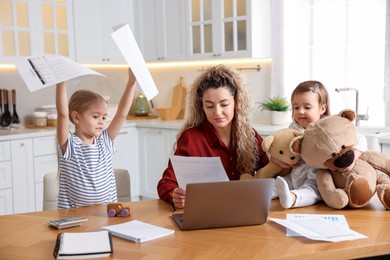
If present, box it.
[107,68,137,140]
[56,82,69,153]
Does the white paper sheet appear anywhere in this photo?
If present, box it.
[170,155,229,189]
[111,24,159,101]
[270,215,367,242]
[14,54,105,92]
[286,214,349,236]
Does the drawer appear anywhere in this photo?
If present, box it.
[0,189,13,215]
[0,161,12,189]
[0,141,11,162]
[33,136,57,156]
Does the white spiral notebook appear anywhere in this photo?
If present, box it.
[102,220,174,244]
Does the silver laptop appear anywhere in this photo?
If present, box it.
[172,178,275,230]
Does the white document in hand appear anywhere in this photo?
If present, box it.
[111,23,159,101]
[14,54,105,92]
[170,155,229,189]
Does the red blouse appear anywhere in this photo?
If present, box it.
[157,120,269,203]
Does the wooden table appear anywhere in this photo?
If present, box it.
[0,198,389,260]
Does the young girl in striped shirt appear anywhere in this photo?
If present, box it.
[56,69,136,208]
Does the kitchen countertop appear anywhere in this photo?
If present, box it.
[3,119,390,145]
[0,119,288,141]
[378,135,390,144]
[133,119,289,136]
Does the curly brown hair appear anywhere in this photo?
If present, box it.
[176,65,259,173]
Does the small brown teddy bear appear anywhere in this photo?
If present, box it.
[240,128,301,180]
[291,109,390,209]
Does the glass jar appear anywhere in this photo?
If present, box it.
[47,114,57,127]
[33,111,47,127]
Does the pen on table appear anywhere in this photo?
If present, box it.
[170,202,176,212]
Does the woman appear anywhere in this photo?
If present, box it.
[157,65,269,209]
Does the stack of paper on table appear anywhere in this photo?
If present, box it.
[102,220,174,244]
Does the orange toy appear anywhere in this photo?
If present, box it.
[107,202,130,217]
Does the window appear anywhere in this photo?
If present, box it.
[272,0,387,126]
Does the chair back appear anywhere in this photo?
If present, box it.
[43,172,59,211]
[114,169,131,202]
[42,169,132,210]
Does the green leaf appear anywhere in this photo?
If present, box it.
[259,96,290,112]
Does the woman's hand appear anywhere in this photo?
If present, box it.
[172,187,186,209]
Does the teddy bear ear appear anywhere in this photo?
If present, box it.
[339,109,356,122]
[292,130,301,137]
[261,135,275,152]
[290,135,303,155]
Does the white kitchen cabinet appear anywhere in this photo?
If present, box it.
[0,189,13,215]
[133,0,186,62]
[186,0,270,60]
[113,126,140,201]
[382,144,390,157]
[0,0,75,63]
[138,127,177,200]
[0,141,11,162]
[33,135,58,211]
[73,0,134,64]
[11,138,35,214]
[0,161,12,190]
[34,154,57,211]
[0,141,13,215]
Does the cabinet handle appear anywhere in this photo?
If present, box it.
[147,130,162,135]
[102,58,106,61]
[118,131,128,135]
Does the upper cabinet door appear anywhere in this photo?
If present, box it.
[73,0,134,64]
[0,0,75,63]
[134,0,186,62]
[187,0,271,60]
[38,0,75,58]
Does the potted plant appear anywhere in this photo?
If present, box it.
[259,96,290,125]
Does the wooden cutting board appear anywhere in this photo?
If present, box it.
[171,77,187,119]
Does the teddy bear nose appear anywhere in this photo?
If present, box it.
[290,156,296,161]
[334,150,355,168]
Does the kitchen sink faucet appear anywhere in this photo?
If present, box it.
[335,88,369,126]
